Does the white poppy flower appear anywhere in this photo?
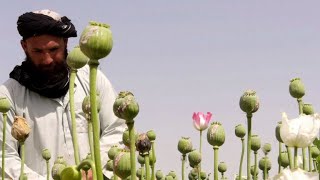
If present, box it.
[280,112,320,148]
[272,168,318,180]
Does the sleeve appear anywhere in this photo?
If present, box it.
[0,85,46,179]
[96,70,127,178]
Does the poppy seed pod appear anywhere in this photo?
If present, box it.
[113,150,131,179]
[42,148,51,161]
[137,154,145,165]
[262,143,272,155]
[311,145,320,159]
[82,94,101,116]
[235,124,246,138]
[135,133,152,155]
[146,130,156,141]
[250,165,258,176]
[122,128,139,147]
[0,97,11,113]
[289,78,305,99]
[113,91,139,122]
[79,21,113,60]
[200,171,206,180]
[108,145,120,161]
[51,163,66,180]
[54,156,68,166]
[250,135,261,152]
[81,154,92,172]
[136,167,143,178]
[156,170,164,180]
[177,137,193,155]
[11,116,31,142]
[168,171,177,179]
[278,151,289,168]
[106,159,113,171]
[303,103,314,115]
[165,175,174,180]
[239,90,259,114]
[275,121,283,143]
[218,162,227,173]
[207,122,225,147]
[60,166,81,180]
[188,150,201,167]
[258,157,271,171]
[66,45,89,69]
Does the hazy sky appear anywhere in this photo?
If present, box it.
[1,1,320,179]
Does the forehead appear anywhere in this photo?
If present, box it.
[24,35,65,49]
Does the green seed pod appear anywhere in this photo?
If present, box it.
[168,171,177,179]
[262,143,272,155]
[239,90,259,114]
[156,170,164,180]
[177,137,193,155]
[66,45,89,69]
[311,145,320,159]
[218,161,227,173]
[190,168,198,177]
[106,159,114,171]
[113,150,131,179]
[0,97,11,113]
[289,78,305,99]
[250,165,258,176]
[303,103,314,115]
[137,154,145,165]
[136,133,152,155]
[165,175,174,180]
[149,147,156,165]
[42,148,51,161]
[51,163,66,180]
[60,166,81,180]
[79,21,113,60]
[54,156,68,166]
[113,91,139,122]
[200,171,206,180]
[122,128,139,147]
[136,167,143,178]
[188,171,195,180]
[146,130,156,141]
[108,145,120,160]
[278,151,289,168]
[207,122,225,147]
[188,150,201,167]
[235,124,246,138]
[81,154,92,172]
[250,135,261,152]
[275,121,283,143]
[82,94,101,115]
[258,157,271,171]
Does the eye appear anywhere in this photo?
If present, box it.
[32,49,42,54]
[49,47,59,52]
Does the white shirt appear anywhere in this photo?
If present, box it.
[0,65,126,179]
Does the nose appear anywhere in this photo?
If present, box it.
[42,52,54,65]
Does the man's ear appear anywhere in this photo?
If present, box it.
[63,38,68,48]
[20,40,27,52]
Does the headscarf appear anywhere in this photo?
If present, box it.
[17,9,77,39]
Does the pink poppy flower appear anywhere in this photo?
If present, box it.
[192,112,212,131]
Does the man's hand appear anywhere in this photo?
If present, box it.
[82,169,93,180]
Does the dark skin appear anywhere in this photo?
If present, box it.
[20,34,93,180]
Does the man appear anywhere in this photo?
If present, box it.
[0,9,126,179]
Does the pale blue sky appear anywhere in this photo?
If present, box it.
[1,1,320,179]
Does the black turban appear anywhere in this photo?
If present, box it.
[17,10,77,39]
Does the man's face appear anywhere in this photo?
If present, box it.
[21,34,68,73]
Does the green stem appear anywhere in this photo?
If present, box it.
[19,141,25,180]
[302,148,306,170]
[199,130,202,180]
[182,154,186,180]
[263,156,267,180]
[113,174,118,180]
[2,113,7,180]
[144,154,150,180]
[246,113,252,180]
[127,121,136,180]
[278,142,282,173]
[286,145,293,169]
[89,60,103,180]
[213,146,219,180]
[151,142,156,180]
[77,159,97,180]
[297,98,303,115]
[294,147,298,169]
[88,120,95,164]
[46,160,49,180]
[254,151,257,180]
[313,159,317,172]
[70,69,80,165]
[238,138,245,180]
[308,146,312,172]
